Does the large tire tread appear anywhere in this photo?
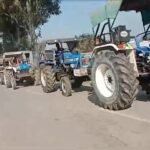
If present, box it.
[0,73,4,85]
[41,66,56,93]
[4,70,12,88]
[60,76,72,97]
[92,51,139,110]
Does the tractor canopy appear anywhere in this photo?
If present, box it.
[45,38,79,51]
[90,0,150,28]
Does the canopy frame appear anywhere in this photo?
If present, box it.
[90,0,150,29]
[91,0,150,44]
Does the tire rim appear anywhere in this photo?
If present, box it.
[61,80,67,94]
[95,64,116,98]
[41,71,46,87]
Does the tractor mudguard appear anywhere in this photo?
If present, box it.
[92,43,139,76]
[93,44,119,55]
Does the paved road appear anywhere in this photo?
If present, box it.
[0,83,150,150]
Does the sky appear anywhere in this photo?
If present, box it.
[40,0,144,40]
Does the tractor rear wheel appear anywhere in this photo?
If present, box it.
[4,70,12,88]
[11,76,16,90]
[92,51,139,110]
[0,73,4,85]
[40,66,56,93]
[60,76,72,97]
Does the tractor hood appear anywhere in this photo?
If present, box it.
[90,0,150,27]
[17,63,31,71]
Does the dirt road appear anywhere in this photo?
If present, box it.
[0,83,150,150]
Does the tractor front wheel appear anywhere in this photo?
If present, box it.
[92,51,139,110]
[0,73,4,85]
[4,70,12,88]
[60,76,72,97]
[40,66,56,93]
[11,76,16,90]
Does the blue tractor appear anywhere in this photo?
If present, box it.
[1,51,35,89]
[39,38,91,96]
[134,24,150,93]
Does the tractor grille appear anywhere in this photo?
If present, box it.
[20,70,29,74]
[45,52,55,61]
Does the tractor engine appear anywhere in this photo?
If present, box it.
[16,63,31,74]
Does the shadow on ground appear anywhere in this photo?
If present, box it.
[87,88,150,111]
[136,91,150,102]
[73,85,93,93]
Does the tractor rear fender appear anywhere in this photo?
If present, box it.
[93,44,119,55]
[92,44,139,76]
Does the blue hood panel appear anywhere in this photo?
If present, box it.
[61,51,80,64]
[18,63,31,70]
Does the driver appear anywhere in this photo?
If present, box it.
[56,43,61,51]
[13,56,18,64]
[12,56,20,66]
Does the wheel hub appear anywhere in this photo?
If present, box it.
[104,69,115,92]
[95,64,116,98]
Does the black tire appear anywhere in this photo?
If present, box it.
[36,64,45,85]
[11,76,16,90]
[34,64,45,86]
[0,73,4,85]
[60,76,72,97]
[40,66,56,93]
[92,51,139,110]
[72,77,83,89]
[4,70,12,88]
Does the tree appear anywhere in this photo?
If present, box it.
[0,0,61,51]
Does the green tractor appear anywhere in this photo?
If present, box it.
[89,0,149,110]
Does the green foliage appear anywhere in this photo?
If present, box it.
[0,0,61,51]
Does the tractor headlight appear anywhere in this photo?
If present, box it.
[139,53,144,57]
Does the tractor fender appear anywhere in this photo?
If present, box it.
[92,44,119,56]
[92,43,139,76]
